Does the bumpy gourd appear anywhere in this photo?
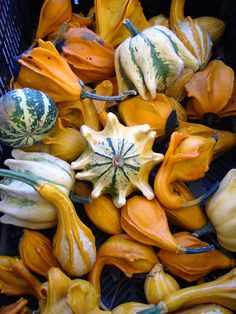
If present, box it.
[0,88,57,148]
[115,19,199,100]
[71,112,164,208]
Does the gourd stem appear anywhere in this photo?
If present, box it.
[79,80,137,101]
[184,181,219,207]
[123,18,141,37]
[53,22,67,45]
[0,169,40,190]
[137,306,161,314]
[182,244,215,254]
[192,221,216,238]
[69,192,91,204]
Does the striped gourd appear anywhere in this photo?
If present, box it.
[144,263,180,304]
[115,19,199,100]
[71,112,164,208]
[0,88,58,148]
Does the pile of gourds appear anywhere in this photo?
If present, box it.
[0,0,236,313]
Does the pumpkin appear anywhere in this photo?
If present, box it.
[154,131,216,209]
[0,88,57,148]
[144,262,180,304]
[18,229,60,277]
[61,28,115,83]
[186,60,235,124]
[169,0,212,68]
[193,169,236,252]
[138,268,236,313]
[158,231,234,282]
[71,112,164,208]
[115,19,199,100]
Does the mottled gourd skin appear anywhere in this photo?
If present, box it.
[0,88,58,148]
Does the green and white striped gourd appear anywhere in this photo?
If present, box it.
[0,88,58,148]
[115,19,199,100]
[71,112,164,208]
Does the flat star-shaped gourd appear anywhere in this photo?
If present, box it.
[71,113,164,208]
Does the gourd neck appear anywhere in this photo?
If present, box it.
[123,18,141,37]
[192,221,216,238]
[79,79,137,101]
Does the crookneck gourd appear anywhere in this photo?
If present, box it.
[0,149,75,229]
[71,112,164,208]
[115,19,199,100]
[0,168,96,277]
[154,131,217,209]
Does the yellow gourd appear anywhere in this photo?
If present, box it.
[144,263,180,304]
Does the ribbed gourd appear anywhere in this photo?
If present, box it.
[0,88,58,148]
[71,112,164,208]
[115,19,199,100]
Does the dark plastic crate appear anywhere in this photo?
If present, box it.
[0,0,236,311]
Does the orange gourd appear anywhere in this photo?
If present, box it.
[186,60,235,123]
[169,0,212,68]
[94,0,150,47]
[35,0,72,40]
[163,181,207,231]
[121,196,212,253]
[158,231,235,282]
[0,298,31,314]
[18,229,61,277]
[177,121,236,159]
[14,40,136,103]
[61,28,115,83]
[88,234,158,297]
[154,131,216,209]
[118,94,187,139]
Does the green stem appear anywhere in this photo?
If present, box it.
[79,80,137,101]
[123,18,141,37]
[0,169,40,190]
[137,306,161,314]
[182,244,214,254]
[69,192,91,204]
[192,221,216,238]
[184,181,219,207]
[53,22,67,45]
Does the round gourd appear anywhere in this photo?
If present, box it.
[0,88,58,148]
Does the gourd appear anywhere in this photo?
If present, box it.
[154,131,217,209]
[137,268,236,313]
[174,304,233,314]
[115,19,199,100]
[185,60,235,124]
[18,229,60,277]
[71,112,164,208]
[0,88,58,148]
[0,149,75,229]
[61,27,115,83]
[144,262,180,304]
[112,302,155,314]
[158,231,234,282]
[193,169,236,252]
[35,0,72,40]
